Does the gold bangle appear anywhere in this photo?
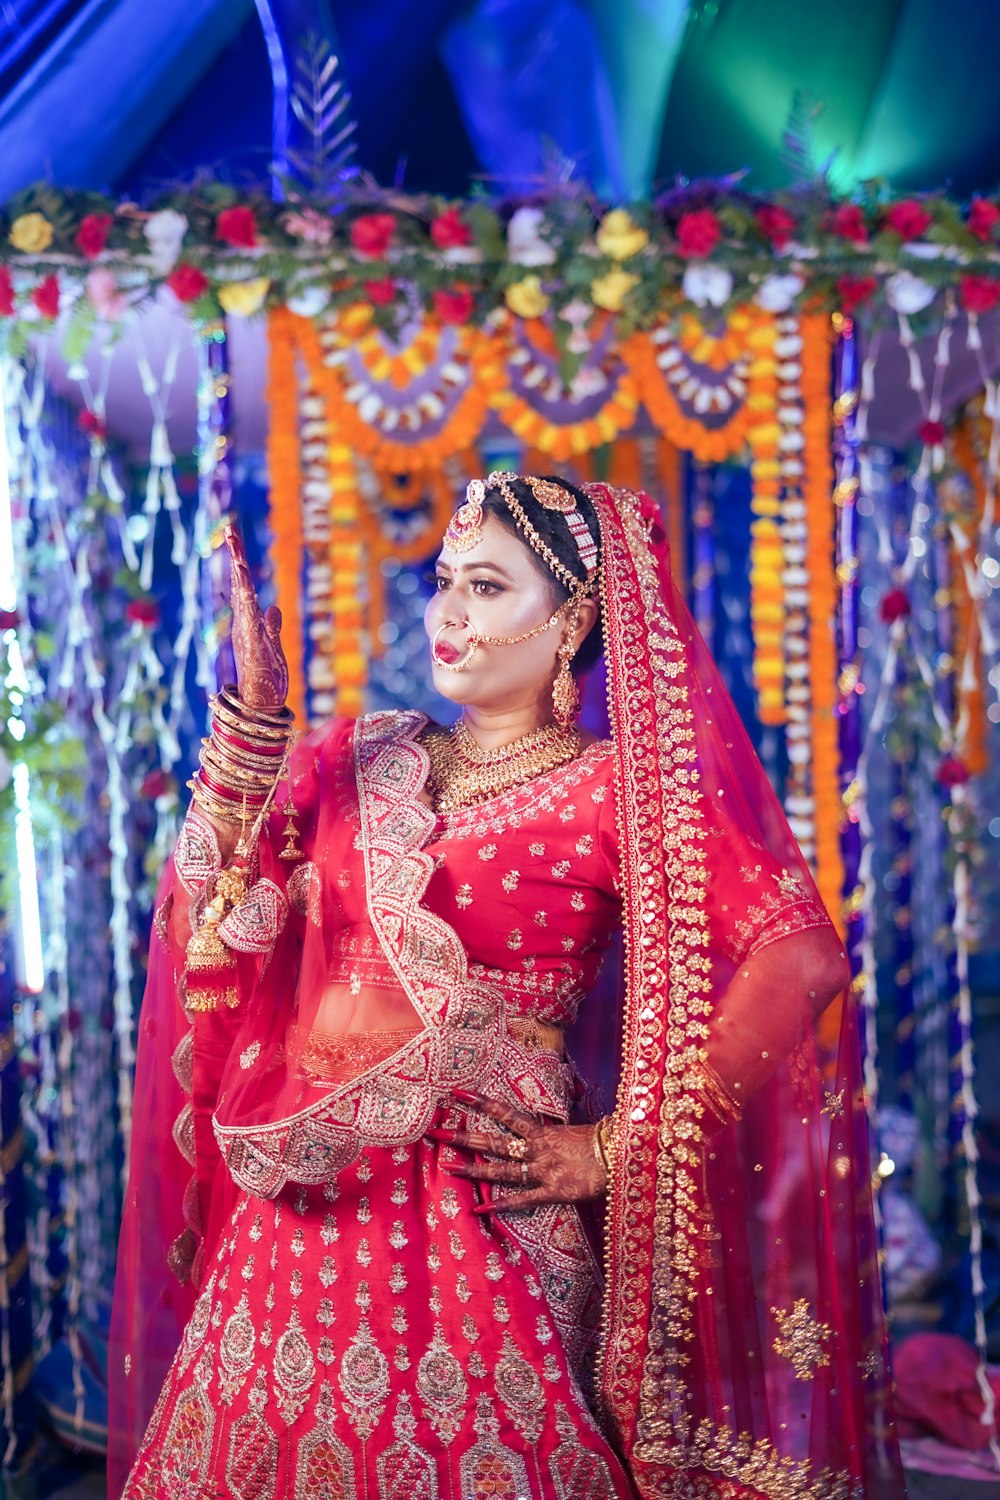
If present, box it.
[201,746,281,789]
[215,687,294,731]
[210,707,292,747]
[695,1057,743,1126]
[188,779,252,825]
[203,734,286,772]
[593,1114,618,1178]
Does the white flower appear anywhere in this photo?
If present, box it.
[886,271,936,315]
[682,262,733,308]
[506,207,556,267]
[441,245,483,266]
[144,210,188,275]
[559,298,592,326]
[287,285,329,318]
[755,273,804,313]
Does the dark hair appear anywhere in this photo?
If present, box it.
[481,474,604,674]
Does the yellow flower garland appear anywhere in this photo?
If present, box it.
[801,311,845,933]
[744,313,785,725]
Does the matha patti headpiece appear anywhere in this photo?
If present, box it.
[443,472,599,591]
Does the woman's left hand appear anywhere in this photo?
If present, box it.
[426,1091,607,1213]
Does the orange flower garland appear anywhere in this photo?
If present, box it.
[265,308,307,723]
[744,313,785,725]
[306,308,492,476]
[328,441,366,718]
[949,416,989,775]
[801,311,845,932]
[620,310,756,464]
[482,313,640,460]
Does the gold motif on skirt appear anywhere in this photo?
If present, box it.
[771,1298,833,1381]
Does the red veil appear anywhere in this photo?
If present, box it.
[108,482,904,1499]
[587,483,902,1497]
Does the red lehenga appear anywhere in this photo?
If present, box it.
[109,485,906,1500]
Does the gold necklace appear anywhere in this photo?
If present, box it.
[422,718,581,812]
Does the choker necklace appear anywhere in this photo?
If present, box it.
[422,718,581,813]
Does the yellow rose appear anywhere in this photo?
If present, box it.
[10,212,54,254]
[590,268,639,313]
[596,209,649,262]
[218,277,270,317]
[504,275,549,319]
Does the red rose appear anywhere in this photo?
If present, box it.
[78,409,107,441]
[756,204,797,249]
[676,209,722,259]
[350,214,396,259]
[967,197,1000,242]
[430,207,473,251]
[32,275,60,319]
[140,768,171,800]
[959,274,1000,314]
[364,277,397,307]
[166,264,209,303]
[75,213,113,259]
[0,608,20,630]
[125,597,159,628]
[829,203,868,245]
[884,199,933,242]
[878,589,911,623]
[918,419,946,447]
[935,754,970,788]
[216,206,258,249]
[836,275,878,314]
[433,286,474,326]
[0,267,14,317]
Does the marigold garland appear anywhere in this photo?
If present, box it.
[482,314,640,460]
[265,307,307,722]
[307,308,492,475]
[620,311,755,464]
[801,311,845,932]
[949,416,989,774]
[328,441,366,718]
[744,313,785,725]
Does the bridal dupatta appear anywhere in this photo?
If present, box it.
[587,483,902,1498]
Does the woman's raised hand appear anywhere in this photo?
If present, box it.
[226,525,289,713]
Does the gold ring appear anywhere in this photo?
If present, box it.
[519,1161,529,1184]
[507,1137,529,1161]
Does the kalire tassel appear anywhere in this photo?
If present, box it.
[184,855,249,1012]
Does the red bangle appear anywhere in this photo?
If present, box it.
[214,725,286,758]
[197,769,266,806]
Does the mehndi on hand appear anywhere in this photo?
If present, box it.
[226,525,289,713]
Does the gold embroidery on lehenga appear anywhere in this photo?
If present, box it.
[549,1400,618,1499]
[273,1308,315,1424]
[225,1368,278,1500]
[416,1324,468,1444]
[293,1381,356,1500]
[218,1292,256,1404]
[771,1299,833,1381]
[375,1392,438,1500]
[494,1331,546,1444]
[339,1316,390,1441]
[459,1393,532,1500]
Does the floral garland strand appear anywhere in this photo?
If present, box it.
[801,312,845,929]
[949,415,991,774]
[298,383,336,722]
[620,310,755,464]
[328,442,366,719]
[264,308,307,721]
[744,313,784,725]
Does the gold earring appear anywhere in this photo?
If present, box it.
[552,647,579,726]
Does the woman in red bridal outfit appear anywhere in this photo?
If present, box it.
[110,474,905,1499]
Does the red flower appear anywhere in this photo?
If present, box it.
[433,286,474,326]
[125,597,159,628]
[364,277,397,307]
[918,419,946,447]
[350,214,396,259]
[0,608,20,630]
[0,267,14,317]
[216,206,258,249]
[140,768,171,800]
[959,274,1000,314]
[430,207,473,250]
[935,754,970,788]
[884,199,933,242]
[166,264,209,303]
[836,275,878,314]
[676,209,722,259]
[756,204,797,249]
[967,197,1000,242]
[878,589,911,623]
[77,409,107,441]
[75,213,113,259]
[829,203,868,245]
[31,275,60,319]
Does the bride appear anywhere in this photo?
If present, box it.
[109,473,905,1498]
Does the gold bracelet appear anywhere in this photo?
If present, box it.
[188,778,252,825]
[201,746,282,790]
[215,687,294,732]
[694,1057,743,1126]
[203,734,286,772]
[593,1114,618,1178]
